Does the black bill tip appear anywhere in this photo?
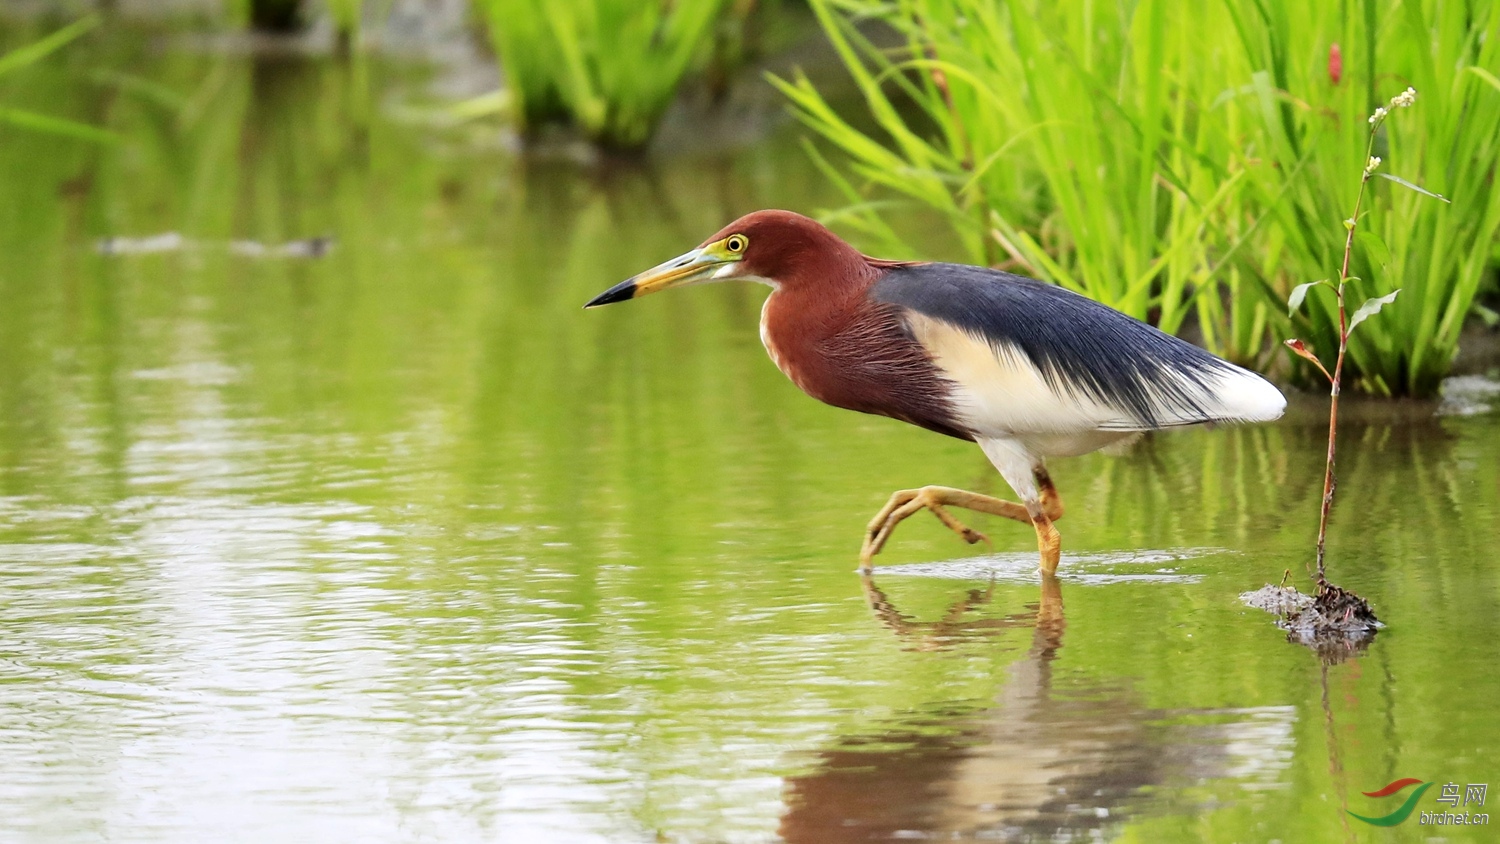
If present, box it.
[583,279,637,309]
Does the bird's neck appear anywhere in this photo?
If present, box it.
[763,259,877,331]
[758,259,882,393]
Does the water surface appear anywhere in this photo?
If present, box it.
[2,27,1498,843]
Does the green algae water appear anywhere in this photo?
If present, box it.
[2,25,1498,844]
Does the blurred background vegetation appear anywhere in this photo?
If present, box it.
[2,0,1500,398]
[2,0,1498,396]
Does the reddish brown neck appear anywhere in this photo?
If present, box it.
[761,255,880,350]
[757,255,964,440]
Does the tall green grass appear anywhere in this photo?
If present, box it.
[779,0,1500,394]
[774,1,1272,358]
[473,0,729,150]
[1230,2,1500,395]
[0,16,114,144]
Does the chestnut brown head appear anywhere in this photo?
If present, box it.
[583,210,867,308]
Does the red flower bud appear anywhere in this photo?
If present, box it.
[1328,43,1343,85]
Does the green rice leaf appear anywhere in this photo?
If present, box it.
[1357,232,1391,267]
[90,70,187,112]
[450,90,510,121]
[1465,66,1500,94]
[0,107,116,144]
[0,15,100,78]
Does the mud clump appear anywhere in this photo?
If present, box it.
[1240,579,1381,663]
[1239,584,1312,616]
[1296,580,1379,631]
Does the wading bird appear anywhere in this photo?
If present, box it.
[585,211,1285,574]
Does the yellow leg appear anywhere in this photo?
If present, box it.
[1034,466,1065,521]
[859,485,1032,572]
[1031,466,1063,575]
[859,472,1068,574]
[1032,511,1061,575]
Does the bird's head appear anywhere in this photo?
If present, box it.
[583,209,865,308]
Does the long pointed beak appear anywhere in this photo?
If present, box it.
[584,245,732,309]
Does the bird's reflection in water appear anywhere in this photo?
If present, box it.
[781,575,1291,842]
[857,573,1049,652]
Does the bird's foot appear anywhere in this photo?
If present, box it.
[859,486,990,570]
[1034,517,1061,576]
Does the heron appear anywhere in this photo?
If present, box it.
[585,210,1286,574]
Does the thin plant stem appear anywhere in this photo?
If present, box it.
[1314,128,1378,582]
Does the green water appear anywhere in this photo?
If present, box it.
[2,30,1499,844]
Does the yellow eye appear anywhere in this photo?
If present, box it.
[725,234,748,254]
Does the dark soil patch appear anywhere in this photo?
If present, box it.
[1240,578,1381,663]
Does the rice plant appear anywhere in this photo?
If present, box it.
[780,0,1500,394]
[0,15,114,144]
[472,0,729,150]
[1231,1,1500,396]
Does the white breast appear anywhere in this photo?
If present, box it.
[759,291,811,393]
[759,297,783,369]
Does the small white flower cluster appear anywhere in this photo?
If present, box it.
[1369,88,1418,124]
[1365,155,1382,175]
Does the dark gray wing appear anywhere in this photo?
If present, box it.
[870,263,1254,430]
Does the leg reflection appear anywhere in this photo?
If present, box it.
[859,572,1062,653]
